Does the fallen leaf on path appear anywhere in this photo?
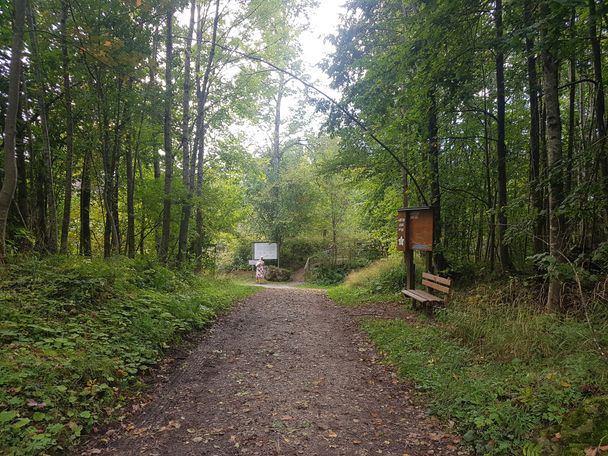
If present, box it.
[158,420,181,432]
[192,437,203,443]
[325,430,337,438]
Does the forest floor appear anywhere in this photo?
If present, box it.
[78,288,466,456]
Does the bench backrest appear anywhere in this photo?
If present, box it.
[422,272,452,295]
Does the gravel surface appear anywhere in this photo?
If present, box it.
[79,288,466,456]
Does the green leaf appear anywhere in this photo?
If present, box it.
[0,410,18,423]
[79,411,92,419]
[13,418,31,429]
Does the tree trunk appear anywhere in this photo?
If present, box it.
[0,0,26,261]
[16,84,29,230]
[524,0,544,256]
[26,1,58,254]
[160,9,174,263]
[494,0,512,271]
[566,9,576,196]
[427,89,448,271]
[193,0,220,266]
[588,0,608,215]
[79,151,91,256]
[126,80,135,259]
[177,0,196,264]
[482,66,495,270]
[59,0,74,254]
[542,4,565,310]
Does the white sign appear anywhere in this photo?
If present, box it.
[253,242,278,260]
[248,260,258,266]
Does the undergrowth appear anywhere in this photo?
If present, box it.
[326,255,407,304]
[0,256,255,456]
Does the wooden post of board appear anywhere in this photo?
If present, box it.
[397,207,434,290]
[406,250,415,289]
[397,210,415,289]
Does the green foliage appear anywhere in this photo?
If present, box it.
[0,256,255,455]
[279,238,327,270]
[553,396,608,454]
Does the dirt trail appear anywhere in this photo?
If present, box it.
[80,289,465,456]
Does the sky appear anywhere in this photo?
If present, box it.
[177,1,347,151]
[298,1,345,98]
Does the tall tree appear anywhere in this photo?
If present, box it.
[160,8,174,263]
[193,0,220,264]
[60,0,75,254]
[177,0,196,264]
[0,0,26,261]
[524,0,544,255]
[494,0,512,270]
[26,0,59,253]
[541,1,566,309]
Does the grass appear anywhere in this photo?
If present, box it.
[0,256,256,456]
[327,284,399,305]
[325,256,404,305]
[327,259,608,455]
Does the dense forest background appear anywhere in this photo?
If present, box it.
[2,0,608,309]
[2,0,608,455]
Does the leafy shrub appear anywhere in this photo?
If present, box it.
[265,266,291,282]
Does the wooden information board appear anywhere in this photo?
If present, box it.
[397,207,434,252]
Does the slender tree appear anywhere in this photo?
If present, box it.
[542,2,566,310]
[0,0,26,261]
[177,0,196,264]
[160,9,174,263]
[26,0,59,253]
[60,0,74,254]
[494,0,512,270]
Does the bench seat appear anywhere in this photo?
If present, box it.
[402,288,443,303]
[402,273,452,314]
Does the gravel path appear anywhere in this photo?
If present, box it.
[79,288,466,456]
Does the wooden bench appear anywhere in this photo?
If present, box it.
[402,272,452,310]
